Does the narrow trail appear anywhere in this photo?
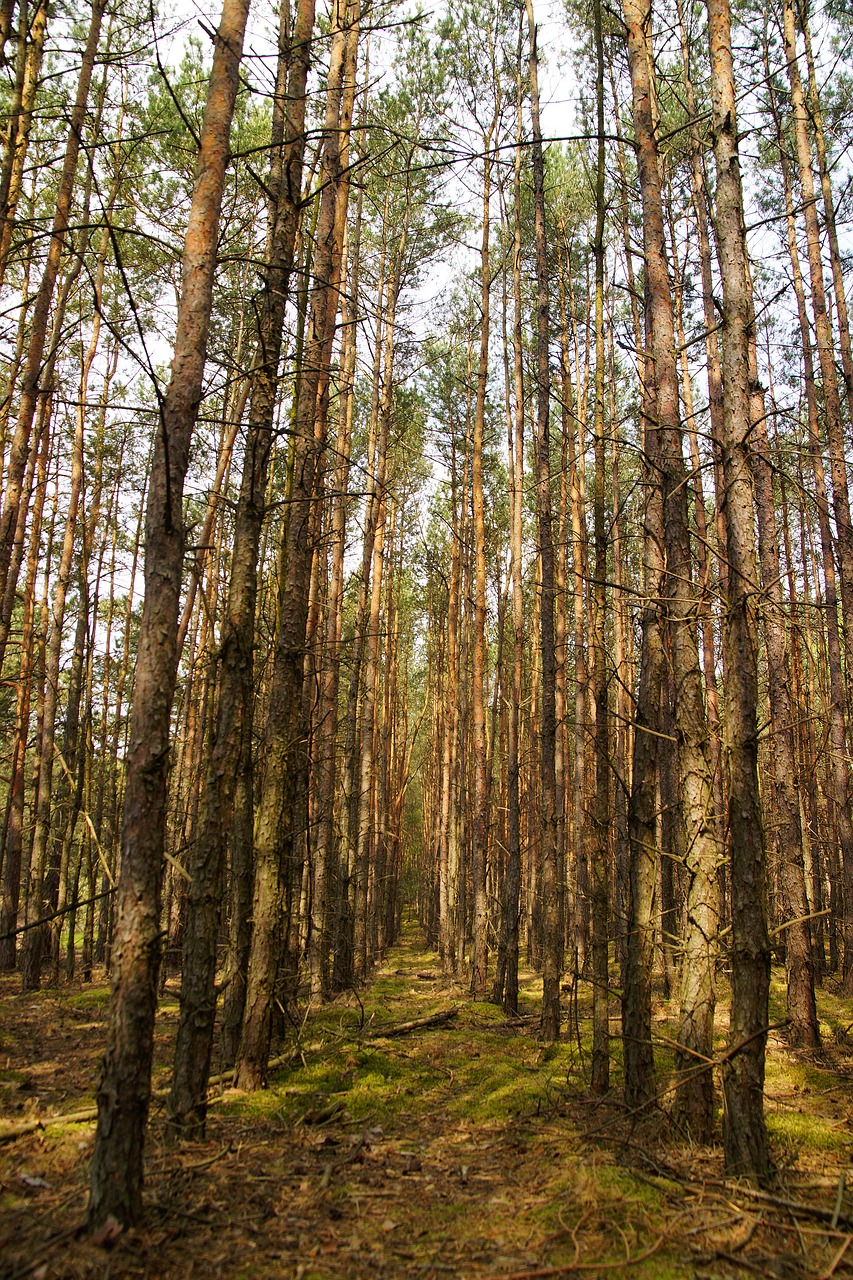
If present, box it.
[2,925,852,1278]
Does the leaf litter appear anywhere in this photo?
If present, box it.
[2,926,853,1278]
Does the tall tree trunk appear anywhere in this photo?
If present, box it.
[469,117,495,1000]
[524,0,561,1042]
[559,232,592,983]
[169,0,316,1133]
[622,294,663,1111]
[19,296,91,992]
[236,0,354,1088]
[0,410,49,969]
[743,169,818,1046]
[335,193,390,991]
[88,0,251,1227]
[590,0,610,1095]
[439,436,464,977]
[0,0,48,291]
[492,71,524,1013]
[706,0,772,1182]
[799,1,853,438]
[768,48,853,1021]
[781,0,853,987]
[623,0,719,1139]
[0,0,106,670]
[310,188,360,1000]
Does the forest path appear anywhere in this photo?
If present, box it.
[2,922,852,1279]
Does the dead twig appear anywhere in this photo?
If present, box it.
[181,1142,232,1172]
[818,1234,853,1279]
[716,1183,853,1233]
[476,1233,666,1278]
[831,1172,846,1230]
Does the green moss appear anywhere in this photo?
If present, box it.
[0,1067,27,1084]
[66,989,112,1010]
[597,1164,668,1208]
[768,1110,849,1154]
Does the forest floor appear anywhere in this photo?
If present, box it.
[3,923,853,1278]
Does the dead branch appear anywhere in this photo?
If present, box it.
[366,1007,460,1038]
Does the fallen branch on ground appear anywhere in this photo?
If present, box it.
[713,1181,853,1233]
[0,1107,98,1143]
[0,1047,303,1145]
[366,1007,459,1038]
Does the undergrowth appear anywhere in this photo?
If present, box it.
[2,923,853,1278]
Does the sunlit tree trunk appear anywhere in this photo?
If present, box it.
[88,0,251,1227]
[622,294,663,1112]
[706,0,772,1181]
[469,115,495,1000]
[169,0,316,1132]
[524,0,561,1041]
[781,0,853,988]
[590,0,609,1094]
[623,0,719,1139]
[768,53,853,1005]
[0,0,106,671]
[0,0,48,291]
[236,0,354,1087]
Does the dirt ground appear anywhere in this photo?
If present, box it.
[3,927,853,1279]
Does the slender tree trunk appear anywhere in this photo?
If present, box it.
[524,0,561,1041]
[169,0,316,1132]
[88,0,251,1227]
[353,486,388,980]
[492,78,524,1013]
[236,1,354,1087]
[590,0,610,1094]
[781,0,853,987]
[439,438,464,977]
[560,234,592,982]
[0,411,49,969]
[0,0,48,291]
[19,298,91,992]
[768,51,853,1017]
[744,233,818,1045]
[335,196,390,991]
[469,116,495,1000]
[0,0,106,670]
[799,2,853,440]
[706,0,772,1181]
[623,0,719,1138]
[622,294,663,1111]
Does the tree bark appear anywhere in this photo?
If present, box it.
[781,0,853,988]
[622,294,663,1112]
[168,0,316,1134]
[0,0,106,672]
[590,0,610,1095]
[623,0,720,1139]
[469,115,495,1001]
[524,0,561,1042]
[706,0,772,1182]
[88,0,250,1227]
[236,0,354,1087]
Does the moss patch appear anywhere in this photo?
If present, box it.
[4,926,853,1278]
